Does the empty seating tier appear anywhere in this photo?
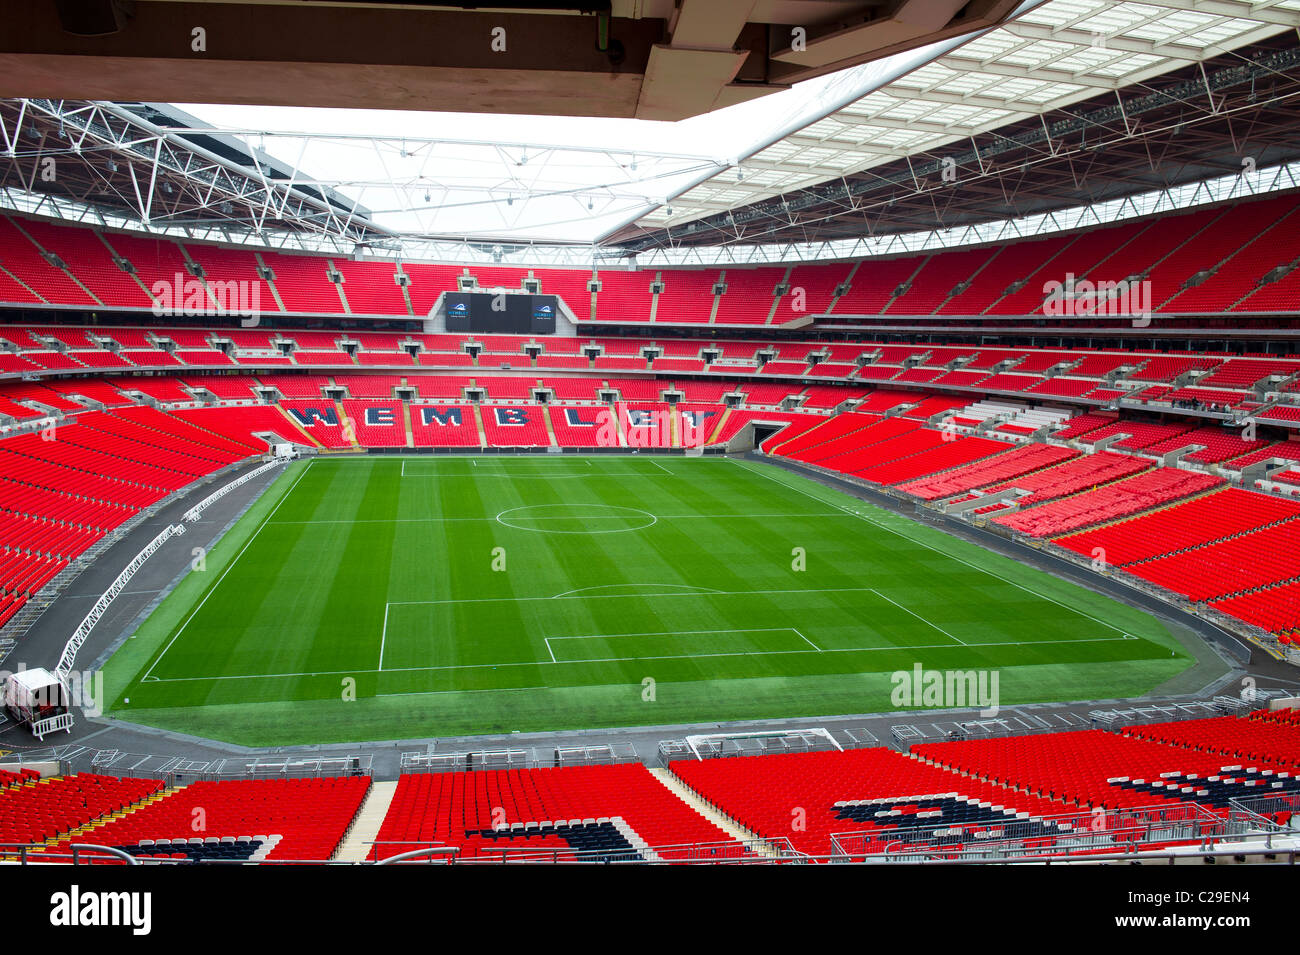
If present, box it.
[374,764,734,862]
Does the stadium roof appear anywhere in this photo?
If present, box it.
[0,0,1297,258]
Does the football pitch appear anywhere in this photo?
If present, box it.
[105,455,1195,746]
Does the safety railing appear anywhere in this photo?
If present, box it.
[55,523,185,678]
[184,458,283,522]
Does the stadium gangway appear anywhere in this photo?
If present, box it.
[54,522,186,679]
[183,457,283,522]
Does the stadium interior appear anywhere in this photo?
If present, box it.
[1,0,1300,870]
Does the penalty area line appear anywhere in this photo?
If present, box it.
[729,459,1135,642]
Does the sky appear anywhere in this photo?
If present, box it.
[169,37,949,244]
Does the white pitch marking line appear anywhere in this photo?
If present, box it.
[379,602,391,670]
[144,634,1137,684]
[550,583,725,599]
[143,458,315,681]
[397,456,679,478]
[399,471,676,481]
[385,586,887,607]
[376,685,551,698]
[729,458,1135,641]
[543,627,802,663]
[266,512,842,525]
[792,627,822,652]
[869,588,967,646]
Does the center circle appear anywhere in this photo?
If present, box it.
[495,504,657,535]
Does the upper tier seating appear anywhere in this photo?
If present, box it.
[5,191,1299,324]
[259,252,345,313]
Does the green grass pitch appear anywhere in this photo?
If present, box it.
[103,455,1194,746]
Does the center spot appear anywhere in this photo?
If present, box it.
[495,504,657,534]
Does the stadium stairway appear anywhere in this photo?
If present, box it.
[706,406,732,446]
[401,402,416,448]
[472,404,489,445]
[542,406,559,447]
[335,397,362,451]
[334,779,399,862]
[646,767,780,857]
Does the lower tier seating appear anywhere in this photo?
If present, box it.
[1055,489,1300,566]
[1131,519,1300,601]
[374,763,735,862]
[49,776,371,862]
[914,729,1292,812]
[897,444,1078,501]
[0,773,164,846]
[672,748,1084,857]
[1122,715,1300,768]
[992,468,1224,538]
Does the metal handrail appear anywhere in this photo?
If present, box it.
[374,847,461,865]
[0,843,139,865]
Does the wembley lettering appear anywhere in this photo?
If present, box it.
[419,407,462,426]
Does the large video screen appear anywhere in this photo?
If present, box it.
[445,292,557,334]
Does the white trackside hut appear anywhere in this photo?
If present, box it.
[2,668,74,739]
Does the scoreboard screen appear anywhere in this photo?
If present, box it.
[445,292,558,334]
